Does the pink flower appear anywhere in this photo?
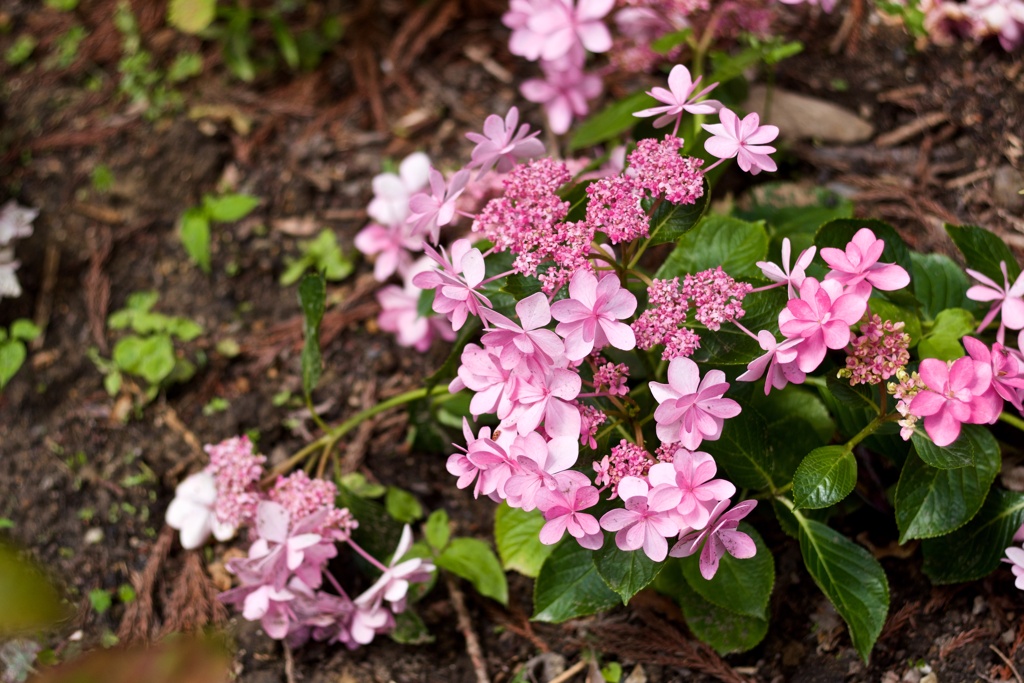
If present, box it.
[909,356,1002,446]
[446,422,518,499]
[736,330,806,394]
[366,152,431,227]
[966,260,1024,343]
[778,277,868,373]
[412,239,492,331]
[650,357,741,450]
[355,525,435,613]
[647,450,736,530]
[354,221,425,282]
[407,168,471,245]
[451,343,514,418]
[550,270,638,361]
[702,108,779,175]
[1005,545,1024,590]
[504,0,614,62]
[506,435,581,511]
[670,499,757,580]
[820,228,911,297]
[481,292,565,368]
[599,476,682,562]
[376,259,456,352]
[536,471,603,549]
[465,107,546,178]
[165,471,237,549]
[506,362,583,437]
[521,60,603,135]
[963,336,1024,411]
[633,64,722,130]
[248,502,331,589]
[756,237,816,299]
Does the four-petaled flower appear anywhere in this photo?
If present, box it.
[966,260,1024,344]
[647,449,736,530]
[778,277,867,373]
[909,356,1001,447]
[407,168,471,245]
[820,228,911,297]
[536,471,603,549]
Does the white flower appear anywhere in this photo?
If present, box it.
[165,471,236,549]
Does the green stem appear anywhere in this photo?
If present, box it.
[263,385,450,484]
[843,412,896,451]
[999,411,1024,433]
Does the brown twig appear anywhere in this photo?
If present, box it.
[284,643,298,683]
[548,660,588,683]
[939,627,990,660]
[159,552,229,637]
[31,244,61,351]
[875,112,949,148]
[83,226,112,354]
[991,644,1024,683]
[445,573,491,683]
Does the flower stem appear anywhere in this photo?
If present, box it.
[347,538,389,573]
[843,412,897,452]
[999,411,1024,433]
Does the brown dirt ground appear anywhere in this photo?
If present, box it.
[1,1,1023,682]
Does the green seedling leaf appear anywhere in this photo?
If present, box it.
[793,445,857,510]
[911,423,997,469]
[385,486,424,524]
[922,490,1024,584]
[656,215,769,280]
[88,588,112,614]
[113,334,175,385]
[390,608,434,644]
[917,308,974,361]
[495,503,553,578]
[298,272,326,400]
[10,320,41,342]
[946,223,1020,284]
[167,0,216,34]
[533,540,620,623]
[679,523,774,619]
[593,536,665,603]
[179,207,211,273]
[0,340,27,391]
[269,16,300,69]
[424,509,450,552]
[437,538,508,605]
[203,193,260,222]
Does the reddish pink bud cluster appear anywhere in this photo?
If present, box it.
[840,315,911,386]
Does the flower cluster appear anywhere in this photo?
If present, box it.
[922,0,1024,51]
[166,437,433,648]
[838,315,911,386]
[0,200,37,300]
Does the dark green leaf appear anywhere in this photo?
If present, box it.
[946,223,1020,284]
[569,91,654,151]
[675,575,769,654]
[815,219,914,294]
[593,536,665,603]
[795,516,889,663]
[494,503,554,579]
[703,408,779,490]
[793,445,857,510]
[533,540,620,623]
[424,509,451,553]
[749,384,835,443]
[385,487,423,524]
[437,538,508,605]
[336,485,401,561]
[390,608,434,644]
[180,207,211,273]
[911,423,997,469]
[895,444,999,542]
[825,373,879,412]
[736,182,853,246]
[203,193,260,222]
[655,215,769,280]
[922,490,1024,584]
[680,523,773,619]
[910,252,971,321]
[424,318,480,392]
[298,272,326,399]
[918,308,973,361]
[644,177,711,245]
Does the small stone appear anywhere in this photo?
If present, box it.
[84,528,104,544]
[992,165,1024,210]
[745,86,875,143]
[902,667,921,683]
[920,673,938,683]
[624,665,648,683]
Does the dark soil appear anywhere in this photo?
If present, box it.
[2,1,1023,682]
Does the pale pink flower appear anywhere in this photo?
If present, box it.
[778,277,868,373]
[376,258,457,352]
[756,237,816,299]
[0,200,37,246]
[550,270,638,361]
[670,499,757,580]
[633,64,722,130]
[165,470,237,549]
[505,362,582,437]
[412,239,492,331]
[1005,545,1024,590]
[354,221,424,282]
[465,107,546,178]
[355,525,435,613]
[647,450,736,530]
[627,136,705,205]
[521,59,603,135]
[347,598,393,646]
[481,292,565,368]
[451,343,514,418]
[248,502,332,589]
[702,108,779,175]
[536,471,603,549]
[407,168,471,245]
[205,435,266,530]
[650,357,741,449]
[446,421,518,499]
[966,261,1024,343]
[504,0,615,62]
[599,476,682,562]
[366,152,431,227]
[820,227,911,297]
[736,330,806,394]
[909,356,1002,446]
[505,432,580,510]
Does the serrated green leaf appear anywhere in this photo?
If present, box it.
[533,540,619,623]
[910,252,970,321]
[644,177,711,245]
[385,487,423,524]
[437,538,508,605]
[0,341,27,391]
[680,523,773,619]
[704,408,782,491]
[735,182,853,248]
[911,423,997,469]
[298,272,326,399]
[569,90,655,151]
[795,516,889,663]
[793,445,857,510]
[424,510,450,552]
[749,384,835,443]
[656,215,769,280]
[946,223,1020,284]
[895,444,999,543]
[180,207,211,273]
[494,504,553,579]
[922,490,1024,584]
[167,0,216,34]
[203,193,260,222]
[593,536,665,603]
[674,578,769,655]
[918,308,974,361]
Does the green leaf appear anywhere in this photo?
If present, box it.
[917,308,974,361]
[203,193,260,222]
[651,28,692,53]
[494,504,554,579]
[793,446,857,510]
[167,317,203,342]
[298,272,326,400]
[922,490,1024,584]
[910,252,971,321]
[894,444,999,543]
[113,334,175,384]
[179,207,211,273]
[656,215,769,280]
[911,423,997,469]
[644,177,711,245]
[9,320,41,342]
[532,540,620,623]
[795,516,889,663]
[269,16,300,69]
[736,182,853,247]
[593,537,665,603]
[674,578,769,654]
[338,472,385,499]
[89,588,112,614]
[679,523,773,619]
[0,340,27,391]
[336,484,401,561]
[424,509,451,553]
[0,546,68,635]
[946,223,1020,284]
[569,91,654,151]
[704,408,784,491]
[437,538,508,605]
[815,219,914,294]
[167,0,216,34]
[748,385,835,443]
[385,487,424,524]
[390,608,434,644]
